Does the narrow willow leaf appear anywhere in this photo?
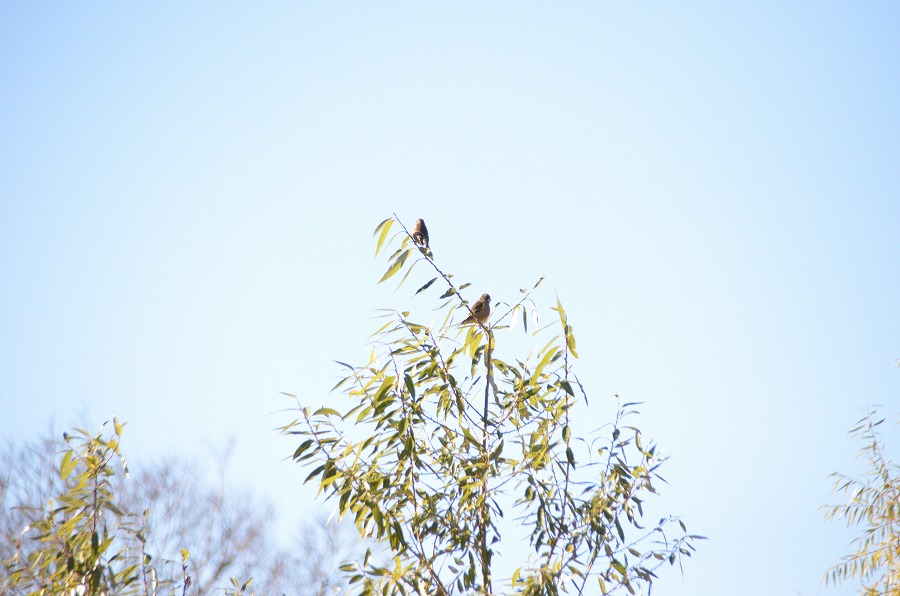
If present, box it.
[533,346,559,380]
[439,304,456,330]
[355,404,373,422]
[395,258,419,290]
[416,277,438,295]
[555,296,567,327]
[331,376,353,392]
[466,330,484,359]
[461,427,481,448]
[374,376,395,401]
[292,440,314,459]
[378,249,410,284]
[304,464,325,484]
[566,324,579,358]
[404,374,416,399]
[103,500,125,517]
[374,218,393,257]
[59,450,76,480]
[386,245,406,261]
[367,319,396,339]
[508,305,519,332]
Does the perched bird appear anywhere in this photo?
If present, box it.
[412,218,429,248]
[458,293,491,327]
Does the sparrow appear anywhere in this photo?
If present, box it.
[458,293,491,327]
[412,218,429,248]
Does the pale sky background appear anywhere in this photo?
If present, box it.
[1,3,899,595]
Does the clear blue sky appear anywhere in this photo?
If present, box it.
[1,3,898,594]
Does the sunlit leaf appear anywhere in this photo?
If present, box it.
[396,258,419,290]
[59,450,76,480]
[378,249,410,284]
[373,218,393,257]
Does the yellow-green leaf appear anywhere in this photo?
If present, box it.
[373,218,393,257]
[59,450,76,480]
[378,249,410,284]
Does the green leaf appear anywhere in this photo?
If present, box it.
[292,439,314,460]
[367,318,396,339]
[103,500,125,516]
[373,218,393,257]
[313,407,341,417]
[374,376,395,401]
[378,248,410,284]
[416,277,438,295]
[304,464,325,484]
[59,450,76,480]
[461,427,481,448]
[566,324,579,358]
[533,346,559,380]
[395,258,419,290]
[615,518,625,541]
[554,296,567,326]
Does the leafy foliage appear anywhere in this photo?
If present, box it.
[0,418,144,595]
[823,406,900,594]
[0,421,359,596]
[281,215,701,595]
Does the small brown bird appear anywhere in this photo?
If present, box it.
[459,293,491,327]
[412,218,429,248]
